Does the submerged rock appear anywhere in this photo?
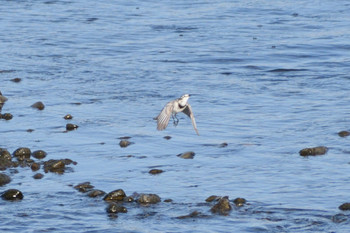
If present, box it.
[106,203,128,213]
[33,173,44,179]
[205,195,220,202]
[177,151,195,159]
[149,169,163,175]
[66,123,78,131]
[210,196,232,215]
[74,182,94,193]
[30,162,40,171]
[31,101,45,110]
[1,189,23,201]
[13,147,31,161]
[233,197,246,207]
[163,136,172,140]
[176,211,209,219]
[104,189,126,202]
[299,146,328,156]
[88,189,106,198]
[32,150,47,159]
[338,131,350,137]
[10,78,21,83]
[219,142,228,148]
[137,194,161,204]
[1,113,13,120]
[339,203,350,211]
[43,159,76,173]
[0,173,11,186]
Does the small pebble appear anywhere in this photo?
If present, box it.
[119,140,132,148]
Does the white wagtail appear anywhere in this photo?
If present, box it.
[154,94,199,135]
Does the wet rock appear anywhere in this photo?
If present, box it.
[0,92,8,103]
[31,101,45,110]
[233,197,246,207]
[13,147,31,161]
[66,123,78,131]
[63,114,73,120]
[30,162,40,171]
[164,199,173,203]
[1,189,23,201]
[177,151,195,159]
[149,169,163,175]
[299,146,328,156]
[33,173,44,179]
[219,142,228,148]
[338,131,350,137]
[87,189,106,198]
[210,196,232,215]
[10,78,21,83]
[106,203,128,213]
[176,211,208,219]
[137,194,161,204]
[163,136,171,140]
[119,140,132,148]
[32,150,47,159]
[43,159,76,173]
[1,113,13,120]
[74,182,94,193]
[123,196,134,202]
[103,189,126,202]
[339,203,350,211]
[0,173,11,186]
[0,148,11,160]
[205,195,220,202]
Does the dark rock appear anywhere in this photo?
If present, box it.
[30,162,40,171]
[163,136,171,140]
[233,197,246,207]
[74,182,94,193]
[210,196,232,215]
[119,140,132,148]
[176,211,208,219]
[66,123,78,131]
[0,92,8,103]
[299,146,328,156]
[137,194,161,204]
[338,131,350,137]
[106,203,128,213]
[118,136,131,140]
[0,173,11,186]
[10,78,21,83]
[339,203,350,211]
[149,169,163,175]
[43,159,76,173]
[205,195,220,202]
[27,129,35,133]
[1,189,23,201]
[1,113,13,120]
[103,189,126,202]
[87,189,106,198]
[164,199,173,203]
[31,101,45,110]
[177,151,195,159]
[13,147,31,161]
[0,148,11,160]
[32,150,47,159]
[63,114,73,120]
[33,173,44,179]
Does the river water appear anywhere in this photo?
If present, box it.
[1,0,350,232]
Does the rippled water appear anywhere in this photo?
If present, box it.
[1,0,350,232]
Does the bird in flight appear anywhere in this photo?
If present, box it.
[154,94,199,135]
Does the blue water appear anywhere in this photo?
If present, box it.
[1,0,350,232]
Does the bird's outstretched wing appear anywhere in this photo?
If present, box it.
[155,100,175,131]
[182,103,199,135]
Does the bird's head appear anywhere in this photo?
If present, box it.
[178,94,190,106]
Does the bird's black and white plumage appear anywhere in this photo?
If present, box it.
[154,94,199,135]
